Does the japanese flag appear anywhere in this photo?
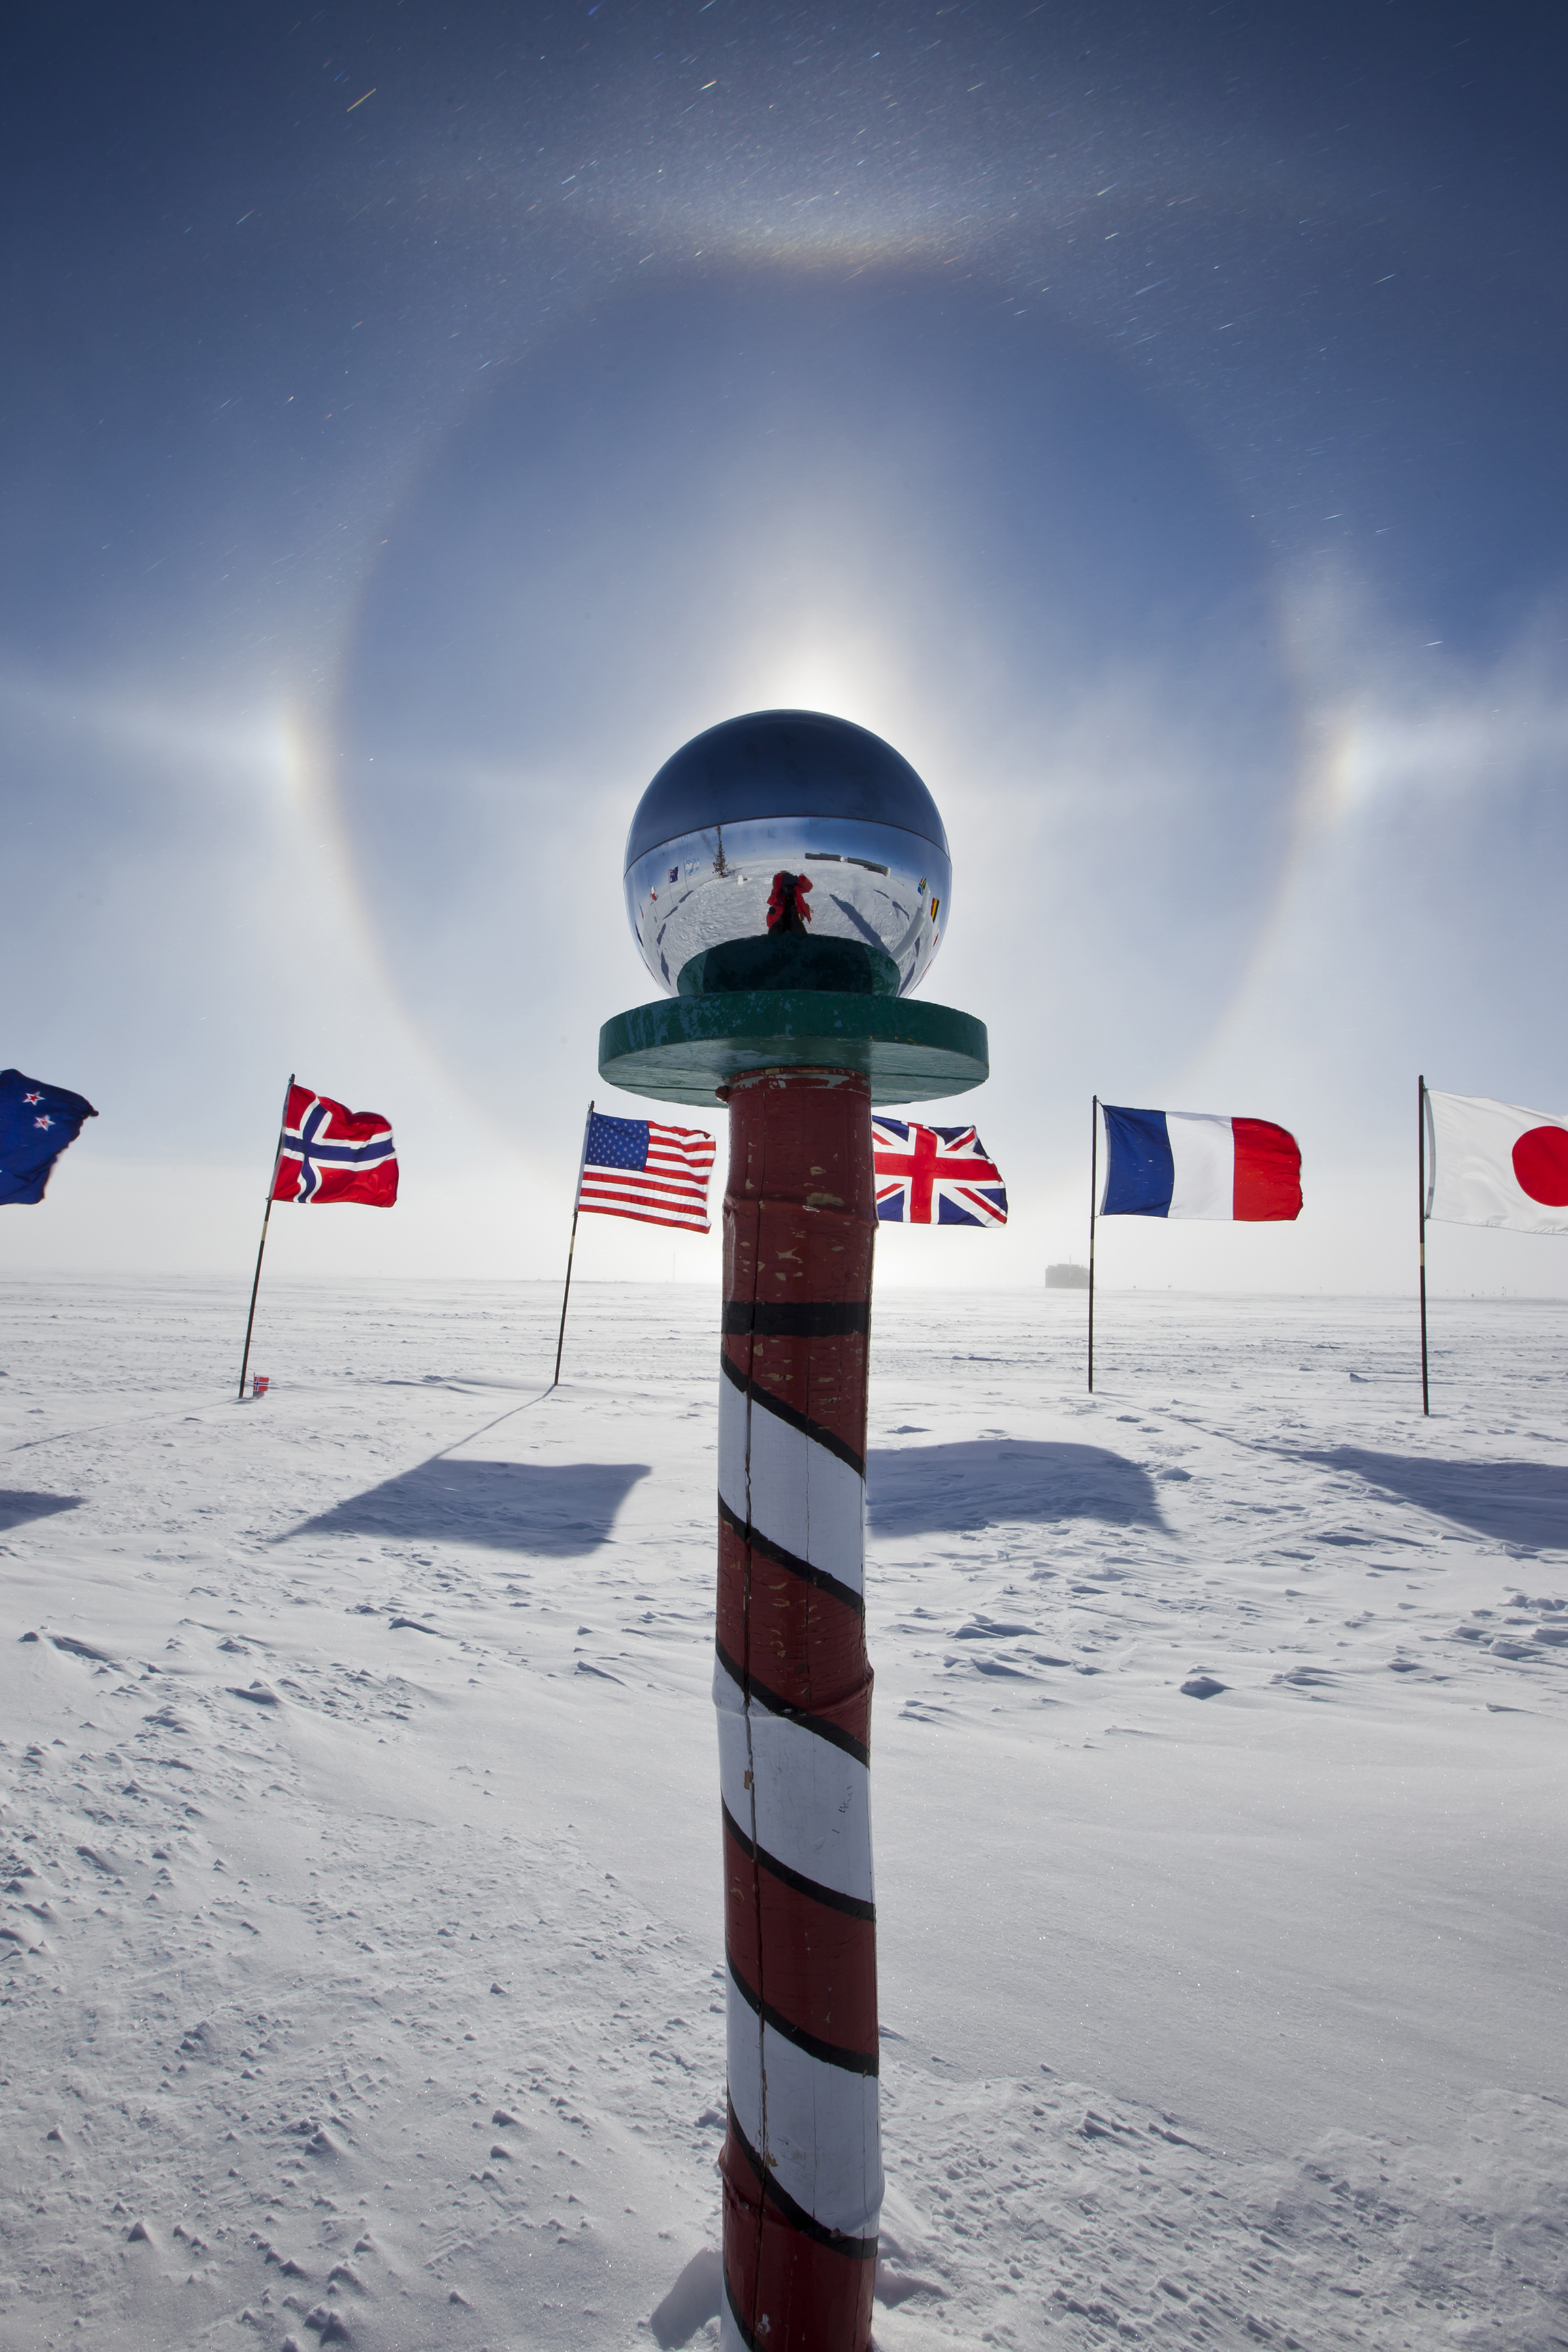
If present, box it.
[1426,1091,1568,1235]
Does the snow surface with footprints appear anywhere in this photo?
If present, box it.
[2,1276,1567,2351]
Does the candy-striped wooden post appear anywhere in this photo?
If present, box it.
[715,1064,881,2352]
[598,710,989,2349]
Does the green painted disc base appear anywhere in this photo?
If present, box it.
[598,990,988,1109]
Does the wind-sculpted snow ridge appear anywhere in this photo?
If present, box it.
[2,1276,1566,2348]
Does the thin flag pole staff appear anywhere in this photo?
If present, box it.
[551,1100,595,1390]
[1088,1100,1304,1392]
[237,1071,295,1403]
[552,1103,719,1386]
[1088,1094,1099,1393]
[1414,1085,1568,1404]
[1418,1073,1430,1416]
[236,1077,400,1401]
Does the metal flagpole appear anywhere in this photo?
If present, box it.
[1418,1072,1430,1416]
[1088,1094,1098,1394]
[551,1100,594,1390]
[238,1072,295,1403]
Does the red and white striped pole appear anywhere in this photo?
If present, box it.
[715,1063,881,2352]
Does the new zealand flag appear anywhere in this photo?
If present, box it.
[0,1068,98,1205]
[271,1084,399,1205]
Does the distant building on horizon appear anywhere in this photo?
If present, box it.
[1045,1262,1090,1289]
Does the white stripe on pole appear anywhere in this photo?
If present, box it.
[725,1993,883,2237]
[717,1377,867,1593]
[1166,1112,1235,1219]
[717,1673,875,1904]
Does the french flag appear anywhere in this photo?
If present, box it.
[1100,1104,1302,1221]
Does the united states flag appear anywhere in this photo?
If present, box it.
[578,1111,716,1232]
[873,1117,1007,1226]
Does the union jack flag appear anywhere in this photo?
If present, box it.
[271,1085,399,1206]
[873,1117,1007,1226]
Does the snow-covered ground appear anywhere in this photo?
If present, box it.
[3,1275,1567,2351]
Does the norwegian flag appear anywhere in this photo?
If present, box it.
[271,1084,399,1206]
[873,1117,1007,1226]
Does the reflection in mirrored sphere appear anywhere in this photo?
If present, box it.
[623,711,952,999]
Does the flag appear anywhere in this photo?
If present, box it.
[1426,1090,1568,1235]
[578,1111,715,1232]
[1100,1105,1301,1220]
[0,1068,97,1205]
[272,1084,398,1205]
[872,1117,1007,1225]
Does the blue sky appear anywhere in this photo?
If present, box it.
[5,3,1567,1295]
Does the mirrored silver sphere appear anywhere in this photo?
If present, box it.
[623,711,952,999]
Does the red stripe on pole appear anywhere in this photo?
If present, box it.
[722,1080,874,1462]
[1232,1117,1303,1220]
[717,1516,868,1725]
[723,1813,878,2062]
[721,2106,877,2352]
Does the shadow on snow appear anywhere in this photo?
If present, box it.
[286,1459,651,1556]
[0,1490,82,1534]
[868,1440,1164,1537]
[1293,1447,1568,1551]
